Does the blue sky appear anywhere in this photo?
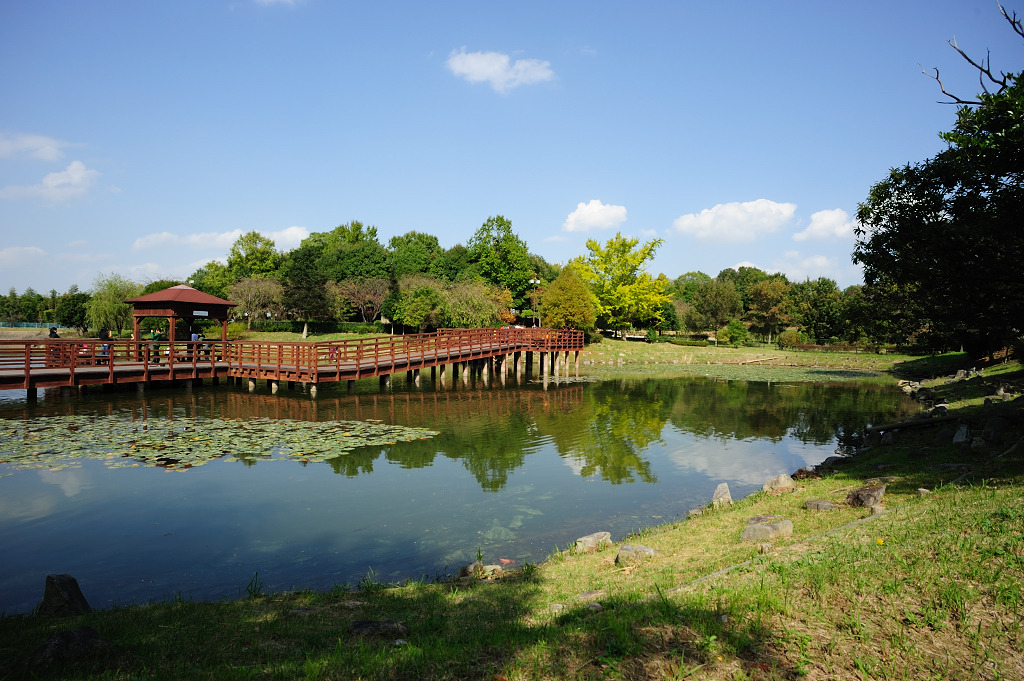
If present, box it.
[1,0,1019,294]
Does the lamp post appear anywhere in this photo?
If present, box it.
[528,277,541,327]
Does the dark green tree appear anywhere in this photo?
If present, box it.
[855,8,1024,355]
[387,231,441,278]
[56,285,91,333]
[467,215,532,309]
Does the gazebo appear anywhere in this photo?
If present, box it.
[126,284,236,344]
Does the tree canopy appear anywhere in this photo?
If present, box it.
[854,10,1024,355]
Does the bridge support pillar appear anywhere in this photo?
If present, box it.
[136,382,145,394]
[525,351,533,374]
[26,388,37,402]
[461,363,470,384]
[380,374,391,391]
[309,384,318,398]
[406,370,413,384]
[347,380,355,393]
[430,366,436,381]
[270,380,279,394]
[288,380,295,390]
[438,365,447,387]
[574,351,580,375]
[553,352,560,378]
[248,379,256,393]
[414,369,421,387]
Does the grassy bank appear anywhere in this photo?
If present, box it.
[1,356,1021,680]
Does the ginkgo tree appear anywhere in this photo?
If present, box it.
[571,232,670,336]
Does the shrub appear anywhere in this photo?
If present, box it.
[777,330,803,350]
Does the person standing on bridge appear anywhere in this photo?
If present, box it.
[48,327,60,338]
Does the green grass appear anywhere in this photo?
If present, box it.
[2,359,1021,680]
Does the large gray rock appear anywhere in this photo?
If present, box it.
[952,424,971,444]
[762,473,796,495]
[37,574,91,617]
[711,482,732,508]
[741,519,793,543]
[845,484,885,507]
[30,626,110,671]
[805,499,841,511]
[615,544,657,565]
[574,531,612,553]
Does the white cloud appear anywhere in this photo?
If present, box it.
[446,48,554,93]
[0,133,72,161]
[562,199,627,233]
[543,234,569,243]
[793,208,856,242]
[772,250,840,282]
[0,161,100,202]
[0,246,47,265]
[132,226,308,252]
[672,199,796,242]
[267,225,309,249]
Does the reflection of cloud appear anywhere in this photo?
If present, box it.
[662,433,830,488]
[0,487,56,521]
[38,468,89,498]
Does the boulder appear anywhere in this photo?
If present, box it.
[711,482,732,508]
[458,560,483,578]
[574,531,612,553]
[845,484,885,508]
[30,627,110,671]
[762,473,796,495]
[741,518,793,543]
[952,424,971,444]
[614,544,657,565]
[37,574,91,617]
[805,499,841,511]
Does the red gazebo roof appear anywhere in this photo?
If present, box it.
[126,284,235,307]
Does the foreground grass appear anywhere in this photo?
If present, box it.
[2,362,1021,680]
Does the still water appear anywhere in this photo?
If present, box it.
[0,374,917,613]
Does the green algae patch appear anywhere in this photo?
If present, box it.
[0,415,439,470]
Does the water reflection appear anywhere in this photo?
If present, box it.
[0,375,917,614]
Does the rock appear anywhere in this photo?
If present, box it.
[815,455,847,471]
[846,484,885,507]
[30,627,110,671]
[880,431,896,446]
[762,473,796,495]
[746,514,783,525]
[615,544,657,565]
[757,543,774,554]
[574,531,612,553]
[805,499,841,511]
[711,482,732,508]
[741,519,793,543]
[982,416,1009,442]
[37,574,91,617]
[349,620,409,637]
[916,488,932,497]
[791,467,821,480]
[952,424,971,444]
[870,504,886,516]
[577,589,605,602]
[585,602,603,612]
[480,565,504,577]
[688,508,704,517]
[458,560,483,578]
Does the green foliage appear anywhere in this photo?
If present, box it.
[718,318,750,346]
[791,277,845,344]
[777,329,806,349]
[540,265,597,330]
[187,260,235,300]
[86,273,141,336]
[574,232,669,333]
[689,278,742,339]
[227,231,281,280]
[746,277,791,343]
[467,215,532,308]
[855,37,1023,356]
[55,285,90,332]
[140,279,184,295]
[387,231,442,278]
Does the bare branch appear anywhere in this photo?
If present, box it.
[920,64,981,105]
[998,1,1024,40]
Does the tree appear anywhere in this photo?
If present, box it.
[228,277,283,329]
[791,278,845,344]
[573,232,669,335]
[86,273,140,336]
[387,231,441,278]
[227,231,281,280]
[281,243,331,337]
[56,285,91,334]
[188,261,234,300]
[746,278,791,344]
[540,265,597,330]
[439,280,514,328]
[467,216,532,309]
[338,277,390,323]
[668,271,711,304]
[855,7,1024,356]
[690,278,742,343]
[140,279,183,296]
[392,275,443,332]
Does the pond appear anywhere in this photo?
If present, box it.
[0,373,918,614]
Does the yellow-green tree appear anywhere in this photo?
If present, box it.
[572,232,669,335]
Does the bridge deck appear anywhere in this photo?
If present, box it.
[0,327,583,392]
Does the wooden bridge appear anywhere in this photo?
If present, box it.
[0,327,584,398]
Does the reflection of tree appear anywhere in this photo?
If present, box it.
[538,380,666,484]
[666,379,917,448]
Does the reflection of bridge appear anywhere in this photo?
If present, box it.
[0,327,584,399]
